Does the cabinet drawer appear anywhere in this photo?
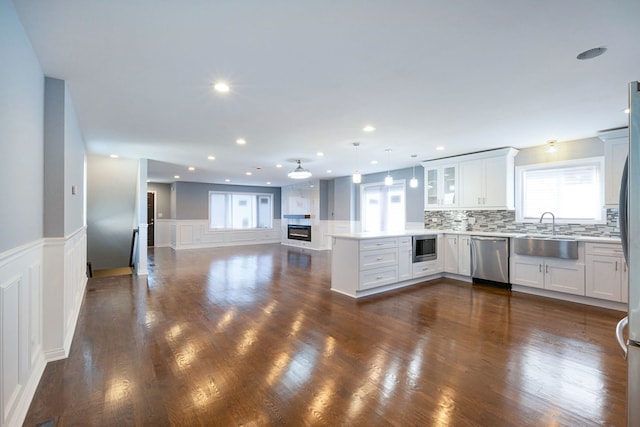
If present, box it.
[360,238,398,251]
[412,260,439,279]
[359,266,398,290]
[398,236,412,248]
[585,242,624,257]
[359,248,398,270]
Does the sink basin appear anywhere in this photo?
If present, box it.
[513,235,578,259]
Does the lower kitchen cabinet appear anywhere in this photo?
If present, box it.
[585,243,628,302]
[398,236,413,281]
[510,255,585,296]
[443,234,471,276]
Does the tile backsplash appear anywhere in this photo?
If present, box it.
[424,209,620,237]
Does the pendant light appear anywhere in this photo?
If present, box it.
[410,154,419,188]
[288,160,312,179]
[384,148,393,186]
[352,142,362,184]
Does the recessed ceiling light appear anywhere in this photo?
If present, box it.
[363,125,376,132]
[326,169,332,174]
[317,152,324,157]
[245,171,252,176]
[276,164,283,168]
[207,155,216,160]
[436,146,445,151]
[624,108,631,114]
[576,46,607,60]
[266,181,271,185]
[371,160,378,165]
[225,178,231,182]
[188,166,195,171]
[110,154,119,158]
[236,138,246,145]
[213,81,230,93]
[174,175,180,179]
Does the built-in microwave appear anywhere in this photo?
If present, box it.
[413,235,437,263]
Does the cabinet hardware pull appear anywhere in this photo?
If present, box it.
[376,257,383,261]
[483,197,486,204]
[477,197,481,204]
[539,264,542,273]
[545,265,549,274]
[615,261,618,271]
[376,276,383,280]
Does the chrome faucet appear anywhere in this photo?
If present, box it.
[539,212,556,236]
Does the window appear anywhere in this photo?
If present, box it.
[515,157,605,223]
[209,191,273,229]
[361,181,406,232]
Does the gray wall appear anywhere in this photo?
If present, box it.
[174,181,282,220]
[43,78,86,237]
[148,182,171,219]
[331,166,425,223]
[0,2,45,252]
[516,137,603,166]
[87,155,138,269]
[319,180,329,221]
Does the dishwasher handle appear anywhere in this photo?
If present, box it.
[471,236,509,242]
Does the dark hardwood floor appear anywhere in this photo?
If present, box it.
[24,244,627,426]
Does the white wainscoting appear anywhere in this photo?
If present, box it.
[0,240,44,427]
[0,227,88,427]
[171,220,282,250]
[153,219,172,247]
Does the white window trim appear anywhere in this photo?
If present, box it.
[515,157,606,224]
[208,191,274,230]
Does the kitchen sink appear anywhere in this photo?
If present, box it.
[513,235,578,259]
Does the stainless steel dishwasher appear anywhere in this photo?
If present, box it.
[470,236,510,286]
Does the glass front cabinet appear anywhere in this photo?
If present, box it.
[423,163,458,209]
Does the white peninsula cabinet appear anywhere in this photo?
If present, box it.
[331,234,443,298]
[510,244,585,296]
[585,242,628,302]
[443,234,471,276]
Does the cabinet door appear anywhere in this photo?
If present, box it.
[510,256,544,288]
[424,167,440,208]
[605,138,629,206]
[440,165,458,208]
[443,235,458,273]
[458,235,471,276]
[545,260,585,296]
[586,255,621,301]
[398,244,412,281]
[482,156,508,208]
[459,159,484,207]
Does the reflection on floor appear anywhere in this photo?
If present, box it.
[92,266,132,278]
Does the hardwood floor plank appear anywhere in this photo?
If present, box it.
[23,244,626,426]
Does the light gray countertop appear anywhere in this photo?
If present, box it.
[329,229,621,244]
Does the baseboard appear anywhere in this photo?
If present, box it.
[6,350,46,427]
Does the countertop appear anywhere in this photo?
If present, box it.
[329,229,621,244]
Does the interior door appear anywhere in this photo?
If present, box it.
[147,192,155,246]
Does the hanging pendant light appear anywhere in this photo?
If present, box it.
[352,142,362,184]
[410,154,419,188]
[288,160,312,179]
[384,148,393,186]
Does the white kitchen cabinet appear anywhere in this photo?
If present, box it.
[458,148,518,209]
[604,136,628,207]
[423,163,458,209]
[585,242,628,302]
[443,234,471,276]
[398,236,413,281]
[510,254,585,296]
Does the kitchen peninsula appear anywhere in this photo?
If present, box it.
[330,230,626,312]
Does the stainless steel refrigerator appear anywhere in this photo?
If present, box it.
[616,81,640,426]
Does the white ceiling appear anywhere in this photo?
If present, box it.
[13,0,640,186]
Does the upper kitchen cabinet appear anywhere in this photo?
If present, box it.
[423,163,458,209]
[601,129,628,207]
[458,148,519,210]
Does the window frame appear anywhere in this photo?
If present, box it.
[515,157,605,224]
[208,191,274,230]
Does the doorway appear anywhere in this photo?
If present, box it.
[147,191,155,246]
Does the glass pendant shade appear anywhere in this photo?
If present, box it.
[352,171,362,184]
[288,160,312,179]
[384,174,393,186]
[410,177,418,188]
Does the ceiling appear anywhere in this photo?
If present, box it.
[13,0,640,187]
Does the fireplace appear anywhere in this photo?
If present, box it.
[287,224,312,242]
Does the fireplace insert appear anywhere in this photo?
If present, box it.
[287,225,312,242]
